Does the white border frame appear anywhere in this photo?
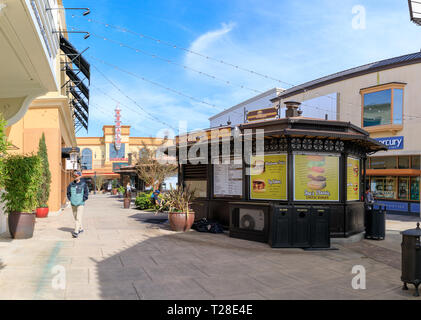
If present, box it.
[346,156,360,202]
[293,152,340,202]
[249,153,288,201]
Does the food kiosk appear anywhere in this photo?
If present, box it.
[172,102,386,242]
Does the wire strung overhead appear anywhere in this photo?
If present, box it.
[67,29,264,95]
[71,15,421,124]
[87,54,224,111]
[90,82,178,131]
[71,16,295,88]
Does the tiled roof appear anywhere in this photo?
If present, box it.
[273,52,421,101]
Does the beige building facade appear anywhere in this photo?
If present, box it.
[1,1,90,233]
[77,125,164,186]
[270,52,421,216]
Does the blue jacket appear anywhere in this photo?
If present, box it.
[67,180,89,206]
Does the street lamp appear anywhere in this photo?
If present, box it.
[94,171,97,195]
[53,30,90,39]
[46,7,90,16]
[408,0,421,26]
[69,147,79,170]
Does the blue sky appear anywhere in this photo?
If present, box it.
[64,0,421,138]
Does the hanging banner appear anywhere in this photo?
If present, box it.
[250,154,287,200]
[294,154,339,201]
[347,157,360,201]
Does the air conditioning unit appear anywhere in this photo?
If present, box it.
[239,208,265,231]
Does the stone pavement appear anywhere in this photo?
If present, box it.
[0,194,420,300]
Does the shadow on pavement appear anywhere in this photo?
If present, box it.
[387,214,420,222]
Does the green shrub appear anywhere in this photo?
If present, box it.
[36,133,51,208]
[1,154,42,213]
[135,192,153,210]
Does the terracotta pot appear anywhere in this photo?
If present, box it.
[168,212,195,232]
[36,207,49,218]
[112,189,117,195]
[8,212,35,239]
[123,197,131,209]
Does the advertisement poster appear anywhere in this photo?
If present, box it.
[294,154,339,201]
[250,154,287,200]
[347,157,360,201]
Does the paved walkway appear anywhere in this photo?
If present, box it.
[0,194,419,300]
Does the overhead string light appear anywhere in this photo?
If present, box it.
[90,82,178,132]
[66,28,264,95]
[71,16,295,88]
[70,17,421,123]
[87,54,224,112]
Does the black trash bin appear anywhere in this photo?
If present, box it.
[401,222,421,297]
[310,206,330,248]
[365,203,386,240]
[269,205,293,248]
[292,206,311,248]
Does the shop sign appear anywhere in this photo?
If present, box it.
[347,157,360,201]
[112,162,129,172]
[250,154,287,200]
[294,154,339,201]
[246,107,278,122]
[114,105,122,151]
[374,136,404,150]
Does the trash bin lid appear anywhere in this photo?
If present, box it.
[401,222,421,237]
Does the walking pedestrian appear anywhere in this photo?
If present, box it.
[67,170,89,238]
[365,187,375,210]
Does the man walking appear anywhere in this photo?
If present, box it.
[67,170,89,238]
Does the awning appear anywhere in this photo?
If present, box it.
[60,36,90,80]
[62,147,80,158]
[66,67,89,101]
[70,87,89,113]
[72,100,88,130]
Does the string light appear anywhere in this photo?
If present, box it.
[69,16,421,124]
[71,16,295,87]
[68,30,263,95]
[87,54,224,112]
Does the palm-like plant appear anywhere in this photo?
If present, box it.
[160,185,195,215]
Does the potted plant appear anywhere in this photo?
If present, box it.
[1,154,42,239]
[160,185,196,232]
[35,133,51,218]
[112,179,118,195]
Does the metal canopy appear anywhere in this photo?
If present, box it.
[66,67,89,100]
[70,87,89,113]
[59,36,90,133]
[60,36,90,79]
[409,0,421,25]
[71,100,88,131]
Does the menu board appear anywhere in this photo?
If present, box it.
[347,157,360,201]
[213,163,243,197]
[294,154,339,201]
[250,154,287,200]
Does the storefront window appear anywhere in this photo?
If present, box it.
[363,89,391,127]
[371,176,396,199]
[370,156,397,169]
[362,86,404,128]
[398,156,410,169]
[411,155,420,169]
[393,89,403,124]
[410,177,420,201]
[398,177,409,200]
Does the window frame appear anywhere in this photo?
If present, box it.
[360,82,405,132]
